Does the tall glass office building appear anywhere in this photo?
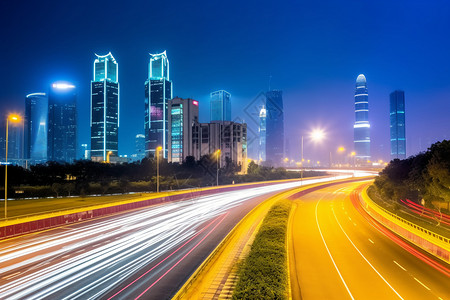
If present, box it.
[265,90,284,165]
[168,98,199,163]
[47,82,77,163]
[90,52,119,161]
[353,74,371,161]
[25,92,48,163]
[210,90,231,122]
[145,51,172,158]
[258,105,266,161]
[390,90,406,160]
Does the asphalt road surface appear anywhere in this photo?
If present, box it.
[0,176,352,300]
[289,181,450,300]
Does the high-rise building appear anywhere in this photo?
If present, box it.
[353,74,371,161]
[24,92,48,163]
[192,121,247,169]
[47,82,77,163]
[134,134,145,161]
[168,98,199,163]
[390,90,406,160]
[265,90,284,165]
[0,123,23,165]
[258,105,266,161]
[144,51,173,158]
[90,53,119,161]
[210,90,231,122]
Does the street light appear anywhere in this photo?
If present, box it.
[4,114,21,219]
[215,149,221,186]
[156,146,162,193]
[300,129,326,184]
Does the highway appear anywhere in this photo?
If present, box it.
[289,181,450,300]
[0,176,352,300]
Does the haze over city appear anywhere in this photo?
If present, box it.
[1,1,450,300]
[1,0,449,163]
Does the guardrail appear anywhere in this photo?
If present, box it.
[0,178,317,240]
[360,186,450,264]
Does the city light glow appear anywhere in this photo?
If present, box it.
[52,83,75,89]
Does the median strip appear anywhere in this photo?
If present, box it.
[232,199,292,299]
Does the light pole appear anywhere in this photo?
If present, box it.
[156,146,162,193]
[4,114,21,219]
[215,149,221,186]
[300,129,325,184]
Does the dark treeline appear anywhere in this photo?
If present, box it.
[374,140,450,208]
[0,155,322,199]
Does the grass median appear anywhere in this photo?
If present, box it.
[233,198,292,300]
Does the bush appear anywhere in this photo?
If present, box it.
[233,199,291,300]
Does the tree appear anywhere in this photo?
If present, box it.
[64,183,75,197]
[425,140,450,209]
[51,183,62,198]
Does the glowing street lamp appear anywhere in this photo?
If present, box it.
[156,146,162,193]
[215,149,221,186]
[4,114,21,219]
[310,129,325,142]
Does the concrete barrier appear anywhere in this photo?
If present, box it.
[0,178,312,240]
[360,186,450,264]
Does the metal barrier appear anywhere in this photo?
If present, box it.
[360,187,450,264]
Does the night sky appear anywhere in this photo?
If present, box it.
[1,0,449,163]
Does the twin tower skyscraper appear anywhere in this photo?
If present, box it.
[353,74,406,163]
[90,51,172,161]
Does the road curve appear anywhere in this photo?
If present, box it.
[289,181,450,300]
[0,176,352,300]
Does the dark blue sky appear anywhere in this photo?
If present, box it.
[1,0,449,162]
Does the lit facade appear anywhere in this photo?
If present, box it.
[168,98,199,163]
[353,74,371,161]
[258,105,266,161]
[25,92,48,163]
[390,90,406,160]
[90,52,119,161]
[134,134,146,161]
[48,83,77,163]
[265,90,284,165]
[210,90,231,122]
[192,121,247,169]
[145,51,172,158]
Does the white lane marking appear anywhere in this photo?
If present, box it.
[368,239,374,244]
[349,217,352,221]
[331,208,404,300]
[393,261,406,271]
[413,277,430,291]
[353,223,357,226]
[2,272,21,280]
[438,297,444,300]
[315,199,355,300]
[61,255,70,259]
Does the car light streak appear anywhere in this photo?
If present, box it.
[0,176,353,299]
[350,190,450,278]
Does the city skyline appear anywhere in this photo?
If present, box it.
[1,1,450,163]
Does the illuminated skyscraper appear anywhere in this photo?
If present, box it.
[145,51,172,158]
[168,98,199,163]
[48,83,77,163]
[25,92,48,163]
[210,90,231,122]
[390,90,406,160]
[353,74,370,161]
[90,52,119,161]
[265,90,284,165]
[258,105,266,161]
